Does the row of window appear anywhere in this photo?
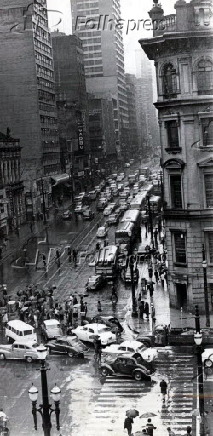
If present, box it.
[162,59,213,98]
[40,115,57,124]
[34,39,52,55]
[84,59,103,66]
[169,173,213,209]
[38,90,55,102]
[165,117,213,149]
[85,66,103,73]
[172,231,213,266]
[37,78,55,90]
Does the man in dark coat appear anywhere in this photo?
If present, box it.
[124,416,133,436]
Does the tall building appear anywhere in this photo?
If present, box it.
[125,74,139,156]
[135,49,160,158]
[71,0,128,158]
[140,0,213,314]
[0,0,60,219]
[52,32,90,195]
[0,130,25,239]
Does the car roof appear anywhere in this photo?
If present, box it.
[44,319,60,326]
[7,320,34,329]
[119,341,142,347]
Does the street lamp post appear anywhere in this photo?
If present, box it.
[202,245,210,328]
[130,256,138,318]
[147,195,154,248]
[28,345,61,436]
[194,305,205,436]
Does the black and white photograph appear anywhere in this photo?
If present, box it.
[0,0,212,435]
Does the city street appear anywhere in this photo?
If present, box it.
[0,182,195,436]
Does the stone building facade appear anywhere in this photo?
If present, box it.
[0,131,25,239]
[140,0,213,314]
[0,0,61,220]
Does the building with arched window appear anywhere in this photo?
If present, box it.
[140,0,213,317]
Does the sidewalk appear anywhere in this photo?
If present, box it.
[0,199,72,267]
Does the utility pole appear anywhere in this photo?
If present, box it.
[147,195,154,248]
[130,256,138,318]
[41,178,47,225]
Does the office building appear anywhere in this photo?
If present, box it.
[71,0,129,158]
[140,0,213,313]
[0,0,60,219]
[125,74,139,156]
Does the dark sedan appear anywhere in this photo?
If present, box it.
[47,336,88,358]
[100,355,152,381]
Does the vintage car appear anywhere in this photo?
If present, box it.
[41,319,62,341]
[100,355,152,381]
[0,340,41,363]
[102,340,157,362]
[72,324,116,346]
[85,274,107,291]
[47,336,87,358]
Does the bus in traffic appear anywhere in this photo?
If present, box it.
[95,245,118,281]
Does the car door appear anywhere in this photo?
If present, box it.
[10,344,20,359]
[125,358,136,375]
[14,344,25,360]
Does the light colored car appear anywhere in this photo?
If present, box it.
[41,319,62,341]
[0,340,42,363]
[102,340,158,362]
[125,162,130,168]
[106,213,119,225]
[103,206,114,216]
[72,324,116,346]
[74,203,84,214]
[96,226,108,238]
[89,190,97,200]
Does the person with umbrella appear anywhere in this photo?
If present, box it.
[146,418,156,435]
[167,427,175,436]
[124,416,134,436]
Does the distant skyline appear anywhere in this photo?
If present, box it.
[47,0,177,73]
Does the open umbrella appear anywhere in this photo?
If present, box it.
[140,412,157,419]
[126,409,139,418]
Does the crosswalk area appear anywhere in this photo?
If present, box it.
[156,347,195,436]
[76,346,195,436]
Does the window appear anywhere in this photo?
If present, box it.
[174,232,187,264]
[204,174,213,207]
[208,232,213,264]
[163,63,177,98]
[201,118,213,146]
[170,175,182,209]
[197,59,213,94]
[166,121,179,149]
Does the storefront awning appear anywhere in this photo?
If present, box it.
[51,174,70,186]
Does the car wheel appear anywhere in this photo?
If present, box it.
[101,367,109,377]
[26,356,33,363]
[134,370,142,381]
[0,353,5,360]
[68,352,75,358]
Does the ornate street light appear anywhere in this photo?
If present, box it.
[28,345,61,436]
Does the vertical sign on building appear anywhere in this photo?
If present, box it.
[78,120,84,154]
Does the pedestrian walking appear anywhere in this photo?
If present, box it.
[67,246,72,262]
[97,300,102,312]
[160,271,165,289]
[148,263,153,279]
[144,302,149,320]
[139,300,145,319]
[160,379,168,397]
[154,268,159,283]
[146,419,157,436]
[124,416,134,436]
[83,302,88,318]
[80,296,84,313]
[42,254,46,269]
[73,295,78,306]
[185,426,192,435]
[167,427,175,436]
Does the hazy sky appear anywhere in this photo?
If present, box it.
[47,0,178,73]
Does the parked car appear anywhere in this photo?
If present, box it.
[89,190,97,200]
[97,200,108,211]
[100,355,151,381]
[82,208,94,220]
[96,226,108,238]
[72,324,116,346]
[106,213,119,226]
[85,274,107,291]
[103,206,113,216]
[62,210,72,220]
[74,203,84,214]
[47,336,87,358]
[124,162,130,168]
[41,319,62,341]
[102,340,157,362]
[0,340,41,363]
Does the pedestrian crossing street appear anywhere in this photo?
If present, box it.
[78,347,195,436]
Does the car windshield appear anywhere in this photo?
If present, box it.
[137,345,147,352]
[98,326,110,332]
